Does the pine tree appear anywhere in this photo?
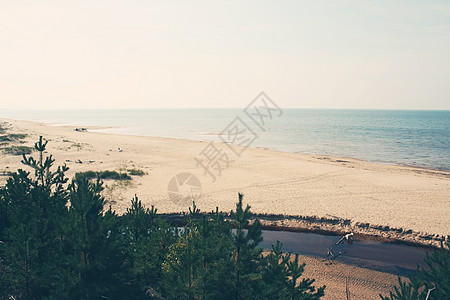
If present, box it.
[0,136,70,299]
[122,195,171,297]
[420,242,450,299]
[286,253,325,299]
[229,193,264,300]
[380,241,450,300]
[160,203,233,299]
[380,276,424,300]
[193,209,233,299]
[261,241,291,298]
[161,214,199,299]
[64,177,132,299]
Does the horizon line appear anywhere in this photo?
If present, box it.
[1,107,450,111]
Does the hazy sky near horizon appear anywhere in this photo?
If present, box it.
[1,1,449,110]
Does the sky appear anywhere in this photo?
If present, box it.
[1,0,449,110]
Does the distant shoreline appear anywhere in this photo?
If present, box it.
[83,128,450,174]
[1,108,449,172]
[2,115,449,174]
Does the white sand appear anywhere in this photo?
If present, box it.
[1,118,449,236]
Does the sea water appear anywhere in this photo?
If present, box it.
[1,108,449,171]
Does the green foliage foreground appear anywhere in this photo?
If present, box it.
[379,241,450,300]
[0,137,326,299]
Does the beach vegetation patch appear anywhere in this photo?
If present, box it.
[0,133,27,142]
[127,168,147,176]
[0,123,7,134]
[1,145,33,155]
[75,170,131,181]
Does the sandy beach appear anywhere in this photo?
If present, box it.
[1,118,449,237]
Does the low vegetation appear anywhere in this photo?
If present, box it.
[0,124,31,155]
[75,170,131,181]
[127,168,147,176]
[0,123,6,134]
[0,133,27,142]
[76,168,147,182]
[1,145,33,155]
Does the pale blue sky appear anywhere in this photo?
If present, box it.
[1,0,449,109]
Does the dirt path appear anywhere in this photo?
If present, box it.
[298,254,402,299]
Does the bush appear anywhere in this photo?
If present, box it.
[99,170,131,180]
[127,168,147,176]
[1,145,33,155]
[75,170,131,181]
[74,170,98,181]
[0,133,27,142]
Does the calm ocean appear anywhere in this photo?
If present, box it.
[1,109,449,171]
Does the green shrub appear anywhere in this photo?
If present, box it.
[127,168,147,176]
[75,170,98,181]
[0,133,27,142]
[99,170,131,180]
[75,170,131,181]
[1,145,33,155]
